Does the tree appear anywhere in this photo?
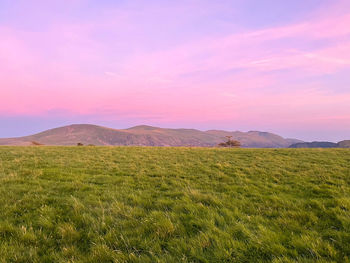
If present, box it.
[218,136,241,148]
[31,141,44,146]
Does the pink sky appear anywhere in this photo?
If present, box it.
[0,0,350,141]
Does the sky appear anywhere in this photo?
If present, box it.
[0,0,350,141]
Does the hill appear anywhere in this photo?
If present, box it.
[289,140,350,148]
[338,140,350,148]
[289,141,338,148]
[0,147,349,262]
[0,124,301,148]
[206,130,302,148]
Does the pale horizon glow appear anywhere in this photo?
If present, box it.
[1,0,350,141]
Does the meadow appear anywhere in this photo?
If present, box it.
[0,146,349,262]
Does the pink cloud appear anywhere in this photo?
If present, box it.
[0,0,349,139]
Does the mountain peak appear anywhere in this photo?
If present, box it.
[127,125,160,130]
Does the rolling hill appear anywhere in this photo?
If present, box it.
[338,140,350,148]
[289,141,338,148]
[206,130,301,148]
[0,124,302,147]
[289,140,350,148]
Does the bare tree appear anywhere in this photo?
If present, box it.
[218,136,241,148]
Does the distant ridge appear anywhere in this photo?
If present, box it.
[289,141,338,148]
[338,140,350,148]
[289,140,350,148]
[0,124,303,148]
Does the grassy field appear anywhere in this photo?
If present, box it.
[0,147,349,262]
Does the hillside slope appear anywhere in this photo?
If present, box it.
[0,124,301,147]
[338,140,350,148]
[289,141,338,148]
[289,140,350,148]
[206,130,302,148]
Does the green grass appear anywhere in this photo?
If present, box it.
[0,147,349,262]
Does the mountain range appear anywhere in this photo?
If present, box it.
[0,124,303,148]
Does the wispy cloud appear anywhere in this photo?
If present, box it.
[0,0,349,140]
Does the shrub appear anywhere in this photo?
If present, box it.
[218,136,241,148]
[31,141,44,146]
